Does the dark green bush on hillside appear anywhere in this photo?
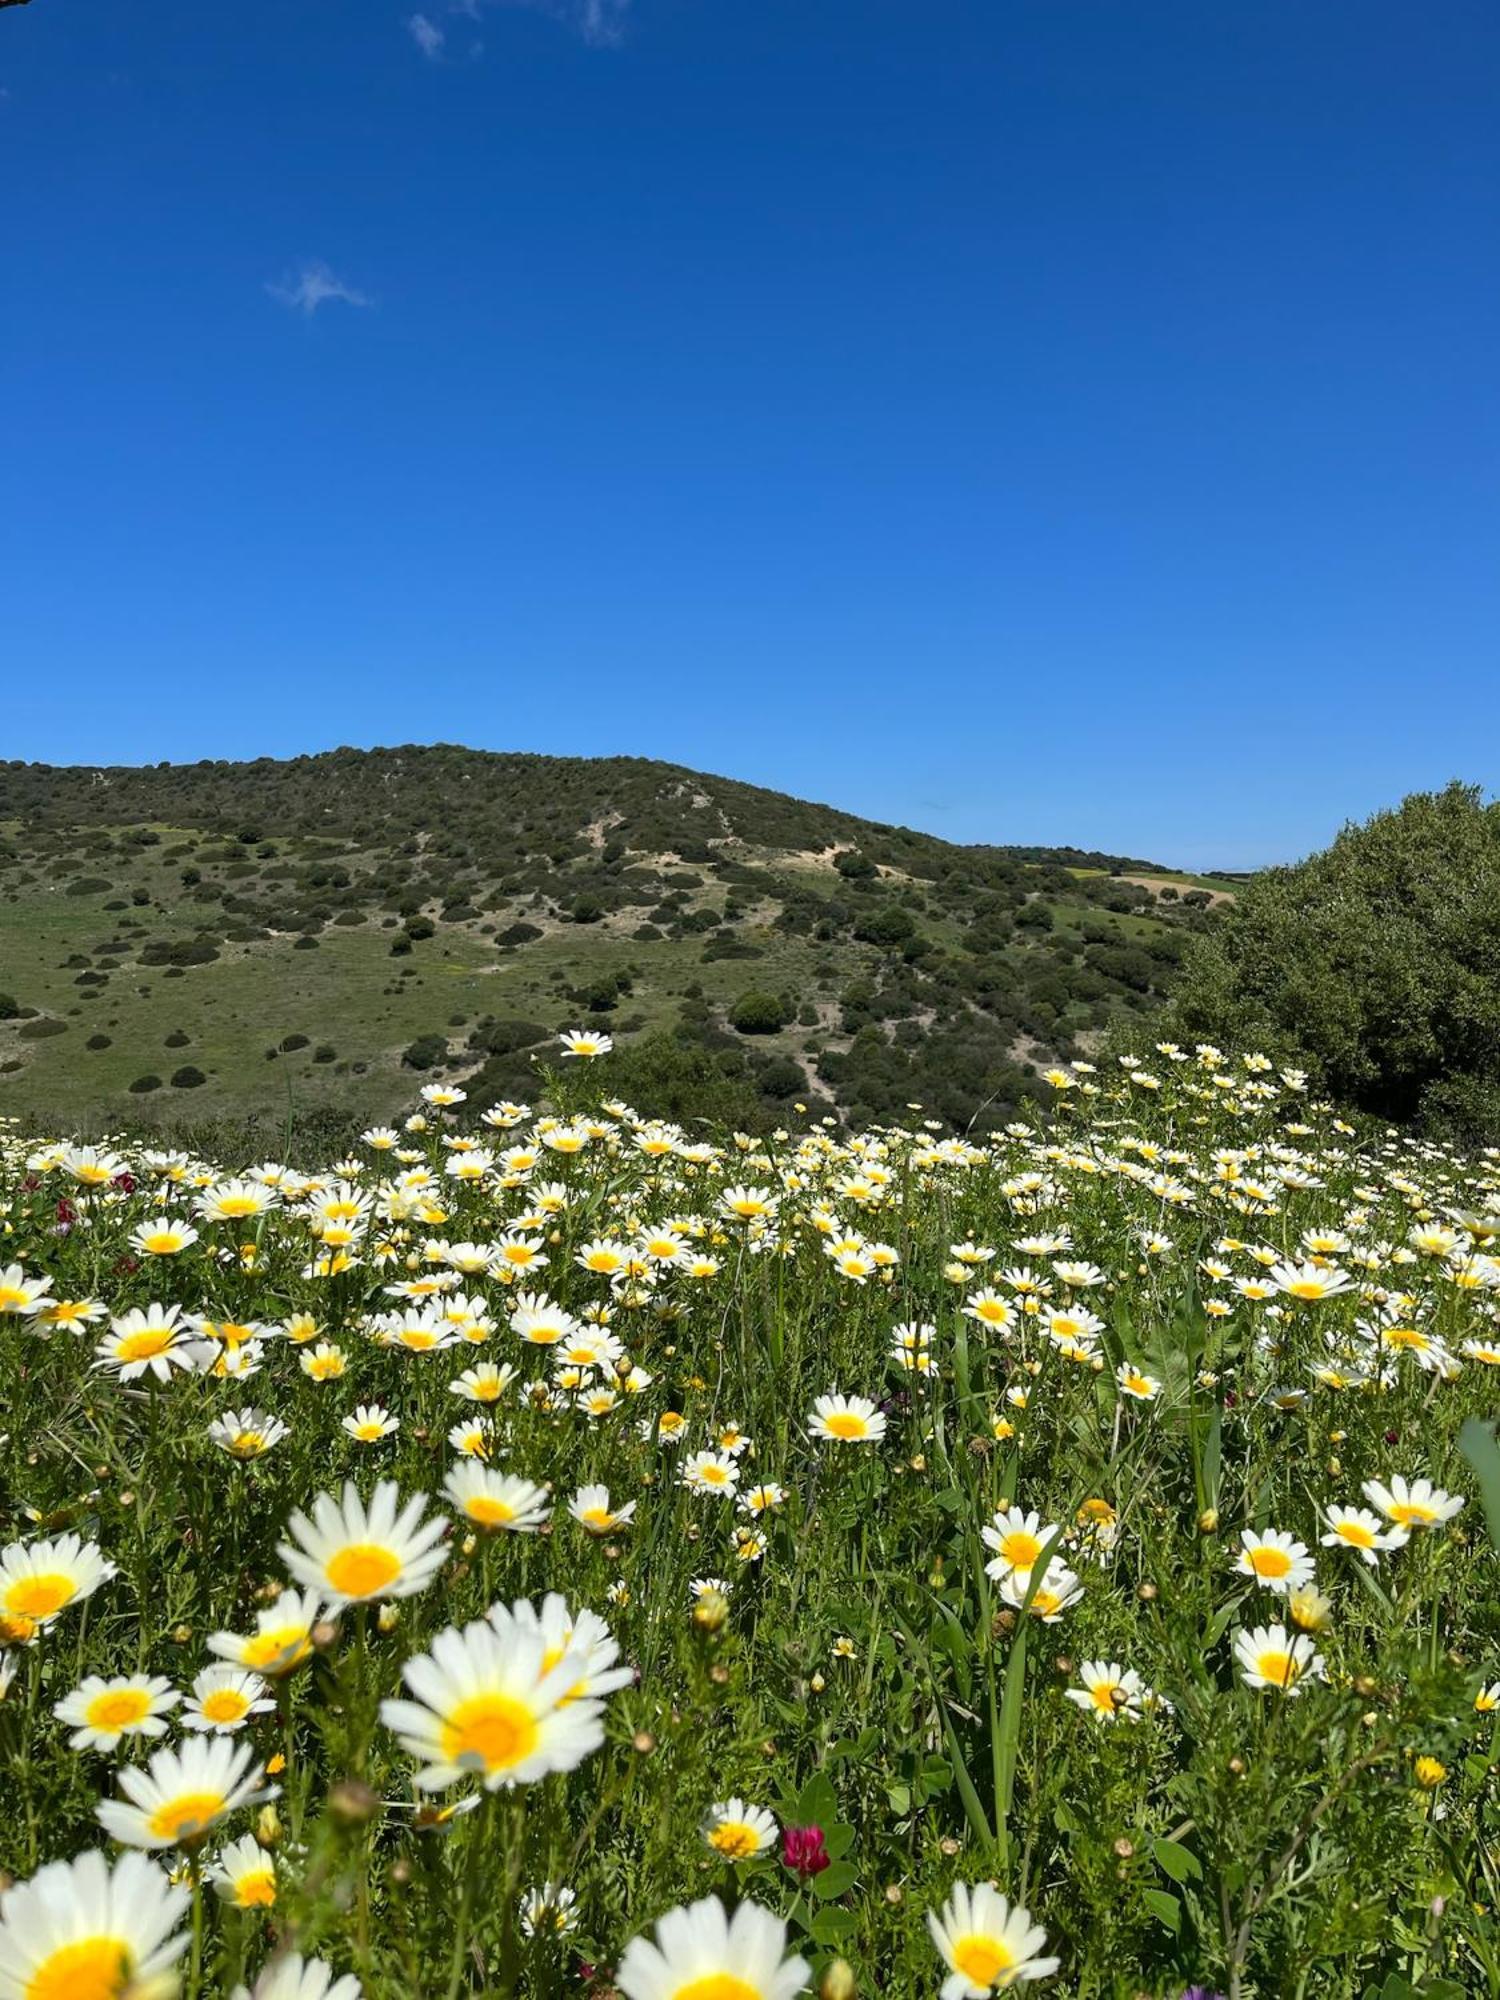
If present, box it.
[1170,783,1500,1139]
[730,990,790,1035]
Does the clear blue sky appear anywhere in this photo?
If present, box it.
[3,1,1497,867]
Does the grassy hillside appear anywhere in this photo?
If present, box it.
[0,746,1227,1136]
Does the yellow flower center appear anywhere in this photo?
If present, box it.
[147,1789,227,1841]
[244,1627,310,1673]
[86,1688,152,1731]
[116,1329,172,1361]
[1089,1681,1120,1713]
[1247,1546,1293,1579]
[1000,1531,1043,1568]
[325,1544,402,1597]
[1389,1502,1437,1526]
[6,1574,76,1620]
[234,1870,277,1908]
[1336,1522,1375,1548]
[1255,1649,1298,1688]
[822,1413,869,1440]
[672,1978,761,2000]
[466,1496,517,1527]
[217,1196,261,1216]
[199,1689,250,1724]
[440,1692,540,1773]
[581,1507,613,1527]
[708,1821,761,1858]
[141,1233,184,1254]
[25,1936,135,2000]
[952,1934,1016,1987]
[1285,1281,1327,1300]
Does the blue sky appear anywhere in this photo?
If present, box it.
[3,0,1496,867]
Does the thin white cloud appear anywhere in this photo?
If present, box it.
[465,0,630,49]
[406,11,446,58]
[266,261,373,316]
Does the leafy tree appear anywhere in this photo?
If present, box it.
[1170,783,1500,1137]
[730,990,790,1035]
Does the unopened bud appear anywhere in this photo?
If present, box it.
[328,1779,380,1825]
[820,1960,856,2000]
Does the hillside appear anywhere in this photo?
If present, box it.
[0,746,1227,1136]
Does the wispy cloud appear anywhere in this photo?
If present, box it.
[406,11,446,58]
[266,261,373,316]
[411,0,629,55]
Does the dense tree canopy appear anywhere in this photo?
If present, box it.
[1170,783,1500,1138]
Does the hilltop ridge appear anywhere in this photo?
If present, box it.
[0,746,1226,1138]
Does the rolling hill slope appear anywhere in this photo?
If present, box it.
[0,746,1227,1137]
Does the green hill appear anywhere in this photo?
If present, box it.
[0,745,1225,1137]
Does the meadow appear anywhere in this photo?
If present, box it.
[1,1040,1497,1999]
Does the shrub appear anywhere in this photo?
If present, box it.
[730,990,790,1035]
[1170,782,1500,1137]
[170,1065,207,1088]
[401,1033,449,1072]
[129,1073,162,1093]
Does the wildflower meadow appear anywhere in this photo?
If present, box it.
[1,1039,1498,2000]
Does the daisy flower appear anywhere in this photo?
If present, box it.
[1233,1528,1316,1596]
[1360,1475,1465,1529]
[380,1612,607,1790]
[568,1484,637,1533]
[1234,1622,1326,1695]
[343,1404,400,1444]
[96,1304,194,1382]
[681,1450,742,1496]
[615,1893,808,2000]
[209,1408,290,1461]
[559,1030,613,1058]
[492,1594,634,1700]
[449,1363,516,1405]
[1115,1363,1162,1402]
[443,1465,551,1534]
[702,1798,778,1860]
[128,1216,199,1258]
[1064,1660,1144,1723]
[520,1882,579,1937]
[808,1394,887,1444]
[211,1832,278,1909]
[53,1672,179,1752]
[181,1666,274,1734]
[1320,1504,1408,1565]
[96,1735,276,1848]
[208,1587,323,1677]
[230,1953,361,2000]
[448,1418,496,1459]
[0,1531,117,1634]
[997,1560,1082,1622]
[927,1881,1060,1994]
[0,1264,54,1316]
[0,1851,189,1999]
[982,1509,1062,1581]
[279,1481,448,1608]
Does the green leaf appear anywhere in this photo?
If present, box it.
[1152,1836,1202,1884]
[812,1860,859,1900]
[795,1773,839,1828]
[809,1908,858,1946]
[823,1821,856,1861]
[1459,1417,1500,1550]
[1141,1887,1181,1933]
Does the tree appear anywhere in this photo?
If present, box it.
[729,990,790,1035]
[1169,783,1500,1138]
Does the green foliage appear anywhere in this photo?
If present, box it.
[1170,784,1500,1137]
[730,989,792,1035]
